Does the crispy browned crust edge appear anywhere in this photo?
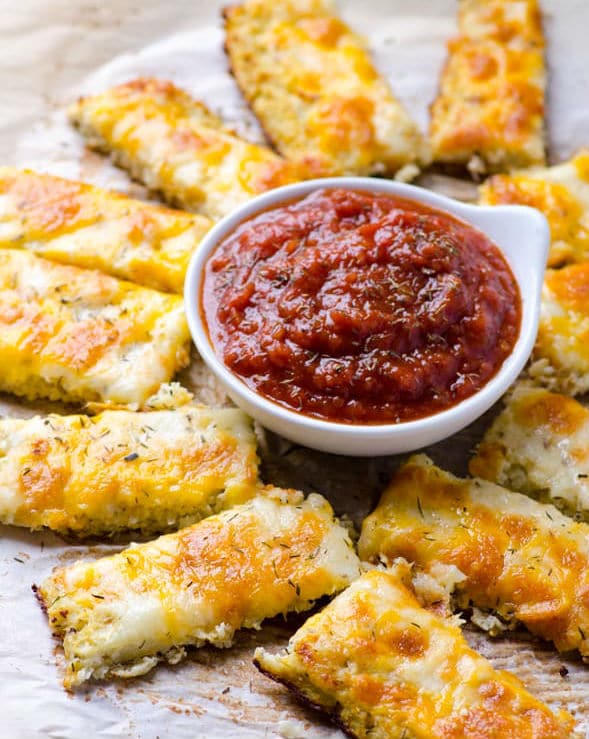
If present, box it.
[32,583,48,615]
[33,582,65,644]
[253,655,360,739]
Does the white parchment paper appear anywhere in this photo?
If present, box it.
[1,2,589,737]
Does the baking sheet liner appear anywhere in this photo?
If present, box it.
[1,1,589,736]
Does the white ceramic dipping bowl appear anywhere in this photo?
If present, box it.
[185,177,549,457]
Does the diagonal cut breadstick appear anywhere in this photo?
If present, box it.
[0,403,259,536]
[224,0,428,177]
[430,0,546,173]
[359,454,589,660]
[36,488,360,688]
[0,249,189,407]
[255,565,575,739]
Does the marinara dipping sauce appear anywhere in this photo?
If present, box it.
[201,188,521,424]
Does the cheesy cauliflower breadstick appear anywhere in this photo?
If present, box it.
[430,0,546,172]
[479,151,589,267]
[531,263,589,395]
[224,0,428,177]
[0,249,189,407]
[69,78,299,220]
[255,566,575,739]
[0,167,212,293]
[470,384,589,520]
[36,489,360,688]
[359,455,589,660]
[0,404,259,537]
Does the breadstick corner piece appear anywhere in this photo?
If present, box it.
[430,0,546,173]
[479,151,589,267]
[254,567,576,739]
[223,0,429,176]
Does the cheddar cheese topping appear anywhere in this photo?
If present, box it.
[0,404,259,536]
[532,263,589,395]
[430,0,546,172]
[224,0,428,176]
[0,249,189,406]
[480,151,589,267]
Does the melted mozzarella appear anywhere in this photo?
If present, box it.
[480,151,589,266]
[0,167,212,293]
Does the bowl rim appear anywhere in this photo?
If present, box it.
[184,176,549,443]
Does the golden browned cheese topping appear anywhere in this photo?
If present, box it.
[224,0,428,176]
[470,384,589,520]
[0,404,259,536]
[0,167,212,292]
[532,263,589,395]
[479,151,589,266]
[254,567,575,739]
[36,489,360,688]
[0,249,189,406]
[506,386,586,435]
[358,455,589,659]
[68,77,300,220]
[544,263,589,310]
[430,0,545,171]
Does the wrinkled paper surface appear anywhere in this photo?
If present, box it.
[1,1,589,737]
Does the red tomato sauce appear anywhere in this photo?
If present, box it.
[201,188,521,424]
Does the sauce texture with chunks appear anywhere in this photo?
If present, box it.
[202,188,521,424]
